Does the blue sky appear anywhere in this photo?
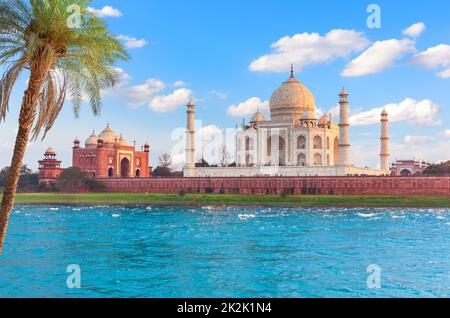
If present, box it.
[1,0,450,170]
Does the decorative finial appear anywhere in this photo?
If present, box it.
[290,64,294,78]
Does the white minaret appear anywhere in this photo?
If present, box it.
[338,88,350,166]
[184,98,196,177]
[380,109,390,172]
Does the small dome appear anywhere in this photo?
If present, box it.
[118,134,128,146]
[340,88,349,96]
[73,137,80,144]
[99,124,118,144]
[381,109,388,116]
[85,131,98,148]
[45,147,56,155]
[250,112,266,123]
[270,68,316,123]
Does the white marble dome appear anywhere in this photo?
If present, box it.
[85,131,98,148]
[118,134,128,146]
[270,71,316,124]
[99,124,118,144]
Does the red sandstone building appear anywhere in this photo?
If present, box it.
[73,124,151,178]
[390,159,430,176]
[38,148,63,185]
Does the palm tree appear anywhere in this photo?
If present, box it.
[0,0,128,254]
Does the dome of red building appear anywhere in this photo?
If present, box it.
[99,124,119,144]
[45,147,56,155]
[85,131,98,149]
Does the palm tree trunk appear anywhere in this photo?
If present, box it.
[0,66,47,255]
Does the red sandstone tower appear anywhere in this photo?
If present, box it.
[38,148,63,185]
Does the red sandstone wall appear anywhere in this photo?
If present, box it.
[99,176,450,196]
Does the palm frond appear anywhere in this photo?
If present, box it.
[0,60,22,121]
[0,0,129,140]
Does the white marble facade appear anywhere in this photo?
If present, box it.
[184,66,390,177]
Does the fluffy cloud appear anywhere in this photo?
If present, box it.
[174,81,188,87]
[116,35,147,48]
[404,135,436,144]
[411,44,450,78]
[149,89,192,112]
[227,97,269,117]
[349,98,441,127]
[249,29,369,73]
[87,6,123,18]
[198,125,223,138]
[342,39,416,77]
[440,129,450,137]
[103,68,165,107]
[403,22,426,38]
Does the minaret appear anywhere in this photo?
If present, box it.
[184,98,196,177]
[338,88,350,166]
[380,109,390,172]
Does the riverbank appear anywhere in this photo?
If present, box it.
[4,193,450,207]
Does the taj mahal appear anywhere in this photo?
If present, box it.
[184,66,391,177]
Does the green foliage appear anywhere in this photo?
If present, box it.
[0,165,39,192]
[56,167,106,192]
[56,167,87,192]
[0,0,129,139]
[423,161,450,176]
[84,178,106,192]
[152,166,172,177]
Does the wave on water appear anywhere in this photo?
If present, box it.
[357,213,377,218]
[49,208,59,211]
[112,214,121,218]
[238,214,256,220]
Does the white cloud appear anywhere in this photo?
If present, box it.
[349,98,441,127]
[116,35,147,48]
[149,89,192,112]
[198,125,223,138]
[227,97,269,117]
[404,135,436,144]
[342,39,416,77]
[440,129,450,137]
[210,90,228,100]
[87,6,123,18]
[411,44,450,78]
[174,81,188,87]
[103,67,165,107]
[249,29,369,73]
[403,22,426,38]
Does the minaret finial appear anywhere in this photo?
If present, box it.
[290,64,294,77]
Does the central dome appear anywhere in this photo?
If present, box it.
[99,124,119,144]
[270,69,316,124]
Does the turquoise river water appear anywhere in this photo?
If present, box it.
[0,205,449,297]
